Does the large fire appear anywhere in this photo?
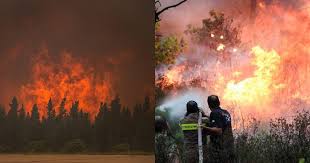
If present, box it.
[19,47,113,118]
[223,46,282,107]
[156,0,310,130]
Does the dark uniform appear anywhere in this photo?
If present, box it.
[208,107,234,163]
[180,112,209,163]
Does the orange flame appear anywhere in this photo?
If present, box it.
[156,0,310,130]
[19,47,113,118]
[223,46,282,108]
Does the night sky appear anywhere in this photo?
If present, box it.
[0,0,154,108]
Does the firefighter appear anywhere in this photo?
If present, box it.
[155,116,179,163]
[204,95,234,163]
[180,101,209,163]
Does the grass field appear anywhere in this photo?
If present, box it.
[0,154,155,163]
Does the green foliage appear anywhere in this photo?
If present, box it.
[155,35,184,66]
[155,23,185,66]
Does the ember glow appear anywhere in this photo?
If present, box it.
[19,47,113,118]
[156,0,310,130]
[216,43,225,51]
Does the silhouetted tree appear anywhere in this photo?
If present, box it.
[47,98,56,121]
[95,102,109,151]
[110,95,121,147]
[55,97,68,149]
[8,97,18,121]
[57,98,67,120]
[70,101,79,120]
[17,104,28,150]
[19,104,26,121]
[44,98,57,151]
[30,104,41,141]
[6,97,19,150]
[0,105,6,149]
[141,96,154,151]
[0,95,153,153]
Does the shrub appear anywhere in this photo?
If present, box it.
[234,110,310,162]
[0,145,12,153]
[112,144,130,153]
[62,139,87,153]
[26,140,47,153]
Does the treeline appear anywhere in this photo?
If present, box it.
[0,96,153,153]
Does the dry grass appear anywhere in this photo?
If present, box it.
[0,154,155,163]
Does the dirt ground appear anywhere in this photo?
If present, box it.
[0,154,155,163]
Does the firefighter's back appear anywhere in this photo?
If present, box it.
[181,112,208,163]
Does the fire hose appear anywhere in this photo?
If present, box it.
[198,109,203,163]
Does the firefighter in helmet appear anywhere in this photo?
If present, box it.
[180,100,209,163]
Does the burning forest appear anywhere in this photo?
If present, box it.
[19,47,113,119]
[0,45,154,152]
[155,0,310,131]
[0,0,154,154]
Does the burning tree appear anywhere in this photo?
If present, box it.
[155,10,242,102]
[186,10,241,57]
[155,16,186,102]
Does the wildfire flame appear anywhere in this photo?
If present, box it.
[223,46,282,107]
[19,47,113,118]
[156,0,310,130]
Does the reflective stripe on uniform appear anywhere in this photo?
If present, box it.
[180,123,198,130]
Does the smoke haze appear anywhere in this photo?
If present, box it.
[0,0,154,112]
